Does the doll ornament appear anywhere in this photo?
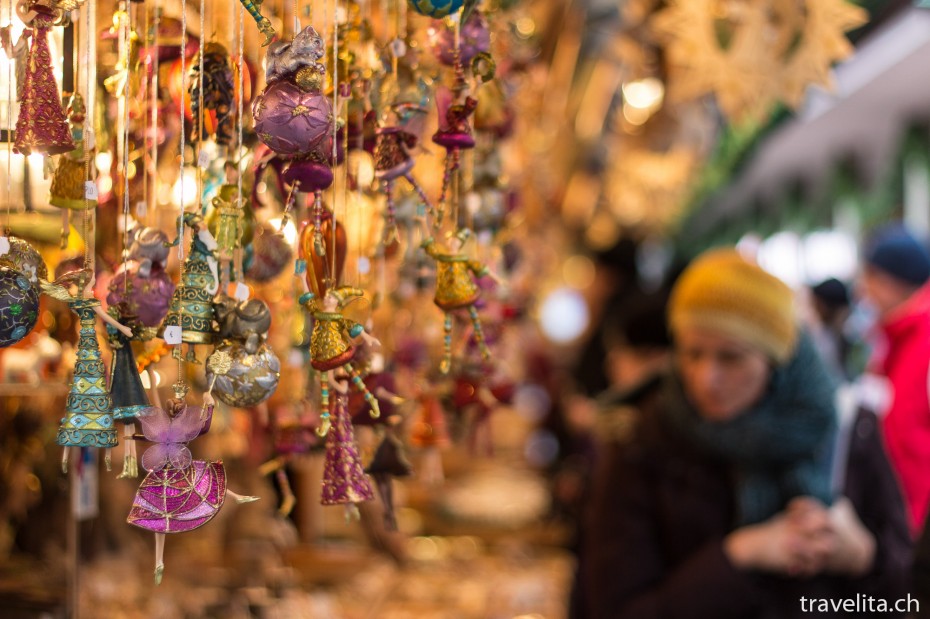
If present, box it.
[41,270,133,472]
[127,384,258,584]
[320,390,374,520]
[13,0,74,156]
[420,229,500,373]
[299,286,381,436]
[160,213,220,360]
[106,305,151,478]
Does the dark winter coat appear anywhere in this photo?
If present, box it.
[581,383,913,619]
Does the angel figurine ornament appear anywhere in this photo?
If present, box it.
[127,383,258,584]
[41,269,133,473]
[420,228,500,373]
[299,285,381,436]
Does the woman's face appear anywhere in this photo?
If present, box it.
[674,327,771,421]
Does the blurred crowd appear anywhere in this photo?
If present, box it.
[559,223,930,619]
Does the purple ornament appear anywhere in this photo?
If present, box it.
[321,393,374,507]
[245,225,293,283]
[427,11,491,67]
[282,157,335,192]
[253,81,334,157]
[107,265,175,328]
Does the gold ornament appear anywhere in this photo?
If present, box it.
[652,0,866,122]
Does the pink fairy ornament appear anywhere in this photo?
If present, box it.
[127,385,258,584]
[320,391,374,520]
[13,3,74,156]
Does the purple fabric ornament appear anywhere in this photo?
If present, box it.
[321,393,374,507]
[427,11,491,66]
[253,81,334,157]
[107,264,175,328]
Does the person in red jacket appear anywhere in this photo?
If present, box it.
[858,223,930,537]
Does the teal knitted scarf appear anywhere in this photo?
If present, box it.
[661,332,838,526]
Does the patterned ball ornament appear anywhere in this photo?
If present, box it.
[205,343,281,408]
[0,266,40,348]
[252,82,334,157]
[408,0,464,18]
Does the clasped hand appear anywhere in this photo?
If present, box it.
[724,496,876,578]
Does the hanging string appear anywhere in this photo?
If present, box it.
[196,0,205,217]
[83,0,96,272]
[330,0,337,286]
[122,2,132,293]
[5,0,14,229]
[141,3,148,224]
[150,0,160,226]
[177,0,188,382]
[236,0,243,283]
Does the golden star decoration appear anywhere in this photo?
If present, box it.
[651,0,867,123]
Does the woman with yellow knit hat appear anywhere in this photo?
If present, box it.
[579,248,911,619]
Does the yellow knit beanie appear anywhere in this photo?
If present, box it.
[669,248,797,363]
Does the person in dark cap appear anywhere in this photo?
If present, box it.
[808,277,852,381]
[857,223,930,537]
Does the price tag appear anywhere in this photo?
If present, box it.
[85,129,95,151]
[84,181,98,201]
[135,201,147,218]
[0,236,9,256]
[233,282,250,301]
[197,149,210,169]
[163,325,183,345]
[357,256,371,275]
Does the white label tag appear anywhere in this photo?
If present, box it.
[288,349,304,368]
[135,200,147,218]
[234,282,250,301]
[197,149,210,169]
[163,325,183,344]
[0,236,9,256]
[84,181,98,200]
[357,256,371,275]
[70,448,99,521]
[85,129,95,151]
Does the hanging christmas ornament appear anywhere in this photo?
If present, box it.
[364,428,413,531]
[206,164,255,262]
[159,213,220,359]
[244,224,293,283]
[432,87,478,224]
[253,25,332,158]
[409,384,450,485]
[205,298,280,408]
[320,391,374,520]
[374,89,434,247]
[427,10,490,67]
[107,227,176,329]
[48,93,93,218]
[189,42,235,146]
[40,270,133,471]
[0,236,48,286]
[298,286,381,435]
[238,0,275,46]
[421,230,500,373]
[127,385,258,584]
[13,1,74,156]
[106,305,151,479]
[298,206,346,298]
[0,266,39,348]
[408,0,465,19]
